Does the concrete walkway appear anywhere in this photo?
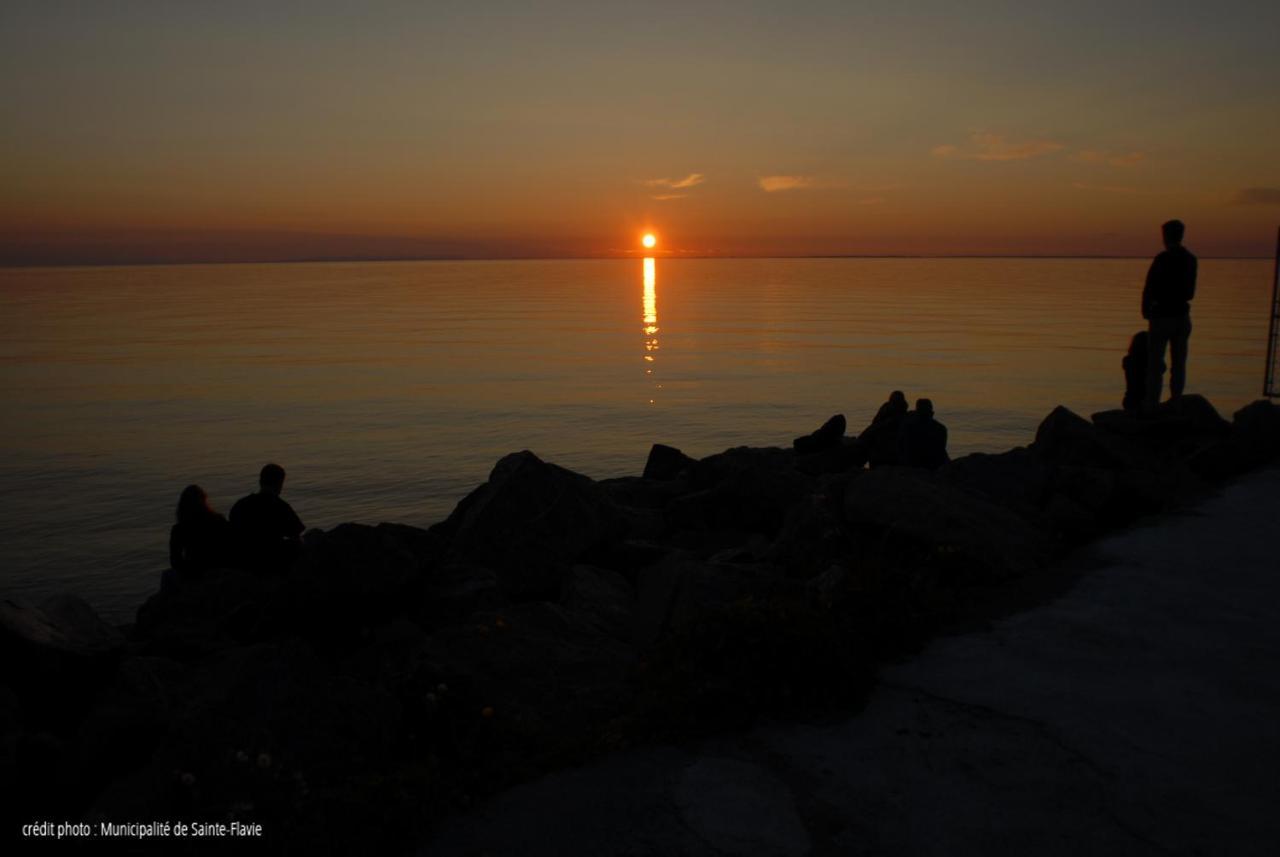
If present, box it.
[423,468,1280,857]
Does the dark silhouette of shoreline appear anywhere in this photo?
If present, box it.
[3,394,1278,854]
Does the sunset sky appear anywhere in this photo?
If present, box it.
[3,1,1279,263]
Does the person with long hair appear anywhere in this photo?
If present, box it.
[169,484,231,572]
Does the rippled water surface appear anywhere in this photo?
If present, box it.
[0,258,1271,618]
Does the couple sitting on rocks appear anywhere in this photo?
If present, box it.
[168,463,305,575]
[793,390,950,470]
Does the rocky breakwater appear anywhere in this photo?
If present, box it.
[3,395,1278,853]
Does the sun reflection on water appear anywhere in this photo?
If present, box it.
[642,256,658,401]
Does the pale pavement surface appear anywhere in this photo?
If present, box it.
[424,467,1280,856]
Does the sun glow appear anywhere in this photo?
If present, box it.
[641,233,657,249]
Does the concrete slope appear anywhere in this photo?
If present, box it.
[424,467,1280,857]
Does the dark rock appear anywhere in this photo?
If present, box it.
[292,522,434,631]
[668,448,812,536]
[690,445,797,488]
[1040,492,1100,541]
[423,602,636,752]
[938,447,1049,516]
[634,556,793,647]
[843,467,1049,580]
[0,684,18,736]
[443,451,628,601]
[766,490,851,579]
[1111,466,1202,520]
[416,563,502,629]
[643,443,697,481]
[561,566,634,641]
[75,656,187,785]
[164,641,404,773]
[597,475,685,510]
[1048,464,1116,516]
[2,593,123,659]
[1231,400,1280,469]
[794,436,867,475]
[134,568,283,657]
[595,477,670,541]
[1035,406,1145,469]
[793,414,846,455]
[2,595,124,728]
[1158,394,1232,435]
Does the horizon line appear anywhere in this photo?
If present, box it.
[2,252,1272,270]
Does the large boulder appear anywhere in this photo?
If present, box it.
[1230,400,1280,469]
[633,556,796,648]
[292,522,438,633]
[2,593,123,660]
[792,413,846,455]
[560,565,634,642]
[642,444,697,481]
[415,563,502,629]
[421,601,636,756]
[2,595,124,727]
[1034,406,1149,470]
[667,447,813,537]
[441,451,628,601]
[765,488,852,580]
[937,447,1050,517]
[843,467,1049,580]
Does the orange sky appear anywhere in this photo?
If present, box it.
[3,2,1279,264]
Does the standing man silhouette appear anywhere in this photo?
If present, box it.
[1142,219,1197,411]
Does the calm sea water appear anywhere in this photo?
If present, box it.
[0,258,1271,620]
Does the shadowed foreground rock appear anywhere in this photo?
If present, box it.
[3,397,1277,854]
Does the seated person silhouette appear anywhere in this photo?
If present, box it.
[860,390,909,467]
[169,484,231,573]
[1122,330,1151,412]
[230,463,305,571]
[898,398,950,470]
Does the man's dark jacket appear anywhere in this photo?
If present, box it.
[1142,246,1197,320]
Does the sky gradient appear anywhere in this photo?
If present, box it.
[3,0,1279,263]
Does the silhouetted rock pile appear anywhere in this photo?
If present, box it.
[3,395,1277,853]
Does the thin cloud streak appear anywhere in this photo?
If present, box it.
[650,193,687,201]
[933,132,1064,162]
[643,173,705,189]
[758,175,816,192]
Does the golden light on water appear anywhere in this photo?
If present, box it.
[641,233,657,249]
[643,257,657,333]
[642,256,658,394]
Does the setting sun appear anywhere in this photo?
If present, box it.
[641,233,657,249]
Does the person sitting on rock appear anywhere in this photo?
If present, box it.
[169,484,232,573]
[860,390,909,467]
[1122,330,1151,413]
[230,463,305,571]
[898,398,950,470]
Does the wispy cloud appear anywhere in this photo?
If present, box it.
[643,173,704,190]
[1072,181,1141,195]
[1072,150,1147,167]
[1232,187,1280,206]
[932,132,1065,162]
[650,193,688,201]
[758,175,817,192]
